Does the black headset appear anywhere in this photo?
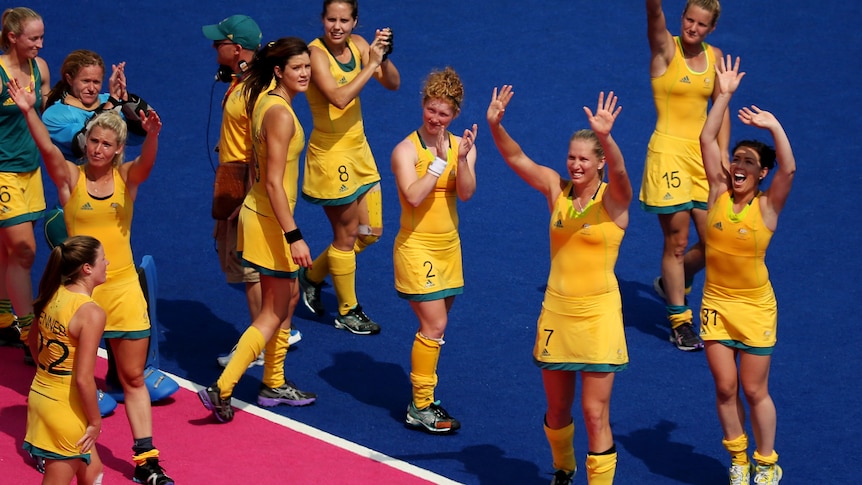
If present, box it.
[214,60,248,83]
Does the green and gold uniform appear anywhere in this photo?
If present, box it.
[302,37,379,205]
[64,167,149,338]
[700,191,777,351]
[24,287,97,463]
[393,131,463,300]
[640,36,717,213]
[534,183,628,370]
[238,92,304,276]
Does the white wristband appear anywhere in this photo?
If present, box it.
[427,157,448,177]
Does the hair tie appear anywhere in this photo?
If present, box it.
[57,241,65,251]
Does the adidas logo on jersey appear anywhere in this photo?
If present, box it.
[338,76,348,85]
[680,75,691,84]
[339,184,348,192]
[81,202,94,211]
[663,192,673,200]
[554,219,563,228]
[541,348,551,357]
[424,280,434,288]
[713,221,723,230]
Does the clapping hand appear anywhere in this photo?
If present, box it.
[109,62,128,101]
[458,124,478,160]
[583,91,621,136]
[487,85,514,126]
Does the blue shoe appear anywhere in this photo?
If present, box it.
[105,366,179,403]
[98,389,118,416]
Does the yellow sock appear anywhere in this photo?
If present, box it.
[668,309,693,329]
[544,420,575,474]
[0,299,14,328]
[328,245,357,315]
[586,448,617,485]
[132,448,159,465]
[753,450,778,466]
[722,434,749,466]
[262,327,291,388]
[410,333,441,408]
[16,313,33,342]
[217,326,266,398]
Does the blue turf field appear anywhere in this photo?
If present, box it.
[21,1,862,483]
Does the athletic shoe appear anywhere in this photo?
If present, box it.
[133,457,174,485]
[653,276,692,301]
[551,469,575,485]
[669,323,704,351]
[729,463,751,485]
[405,400,460,433]
[334,305,381,335]
[198,384,234,423]
[288,327,302,345]
[257,381,317,407]
[753,464,782,484]
[298,267,325,316]
[216,345,264,368]
[0,324,20,347]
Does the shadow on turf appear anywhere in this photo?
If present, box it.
[616,419,726,484]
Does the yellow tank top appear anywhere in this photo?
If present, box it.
[651,37,716,140]
[306,37,365,142]
[31,286,94,397]
[398,131,459,234]
[64,167,135,279]
[245,92,304,218]
[547,182,624,297]
[704,191,774,289]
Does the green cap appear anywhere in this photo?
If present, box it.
[202,15,262,50]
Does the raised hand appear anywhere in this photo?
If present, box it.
[583,91,621,136]
[715,55,745,96]
[487,85,514,126]
[738,105,779,130]
[6,78,38,113]
[458,124,478,160]
[141,109,162,135]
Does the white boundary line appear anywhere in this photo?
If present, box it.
[98,349,462,485]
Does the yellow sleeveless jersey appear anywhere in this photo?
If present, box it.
[398,130,459,234]
[704,191,774,290]
[546,182,624,300]
[64,166,135,279]
[244,92,304,218]
[651,37,717,140]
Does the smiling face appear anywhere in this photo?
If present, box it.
[322,1,357,46]
[421,98,457,138]
[729,146,768,192]
[12,18,44,59]
[567,138,604,187]
[67,65,104,108]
